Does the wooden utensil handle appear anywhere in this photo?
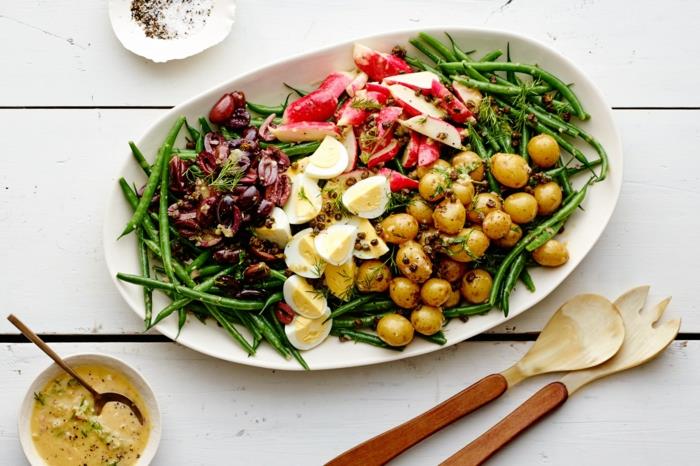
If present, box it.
[326,373,508,466]
[440,382,569,466]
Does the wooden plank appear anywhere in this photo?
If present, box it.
[0,108,698,335]
[1,0,698,107]
[1,341,697,464]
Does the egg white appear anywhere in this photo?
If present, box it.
[284,174,322,224]
[314,223,358,266]
[253,207,292,247]
[282,274,328,319]
[304,136,349,179]
[285,308,332,351]
[284,228,326,278]
[341,175,390,219]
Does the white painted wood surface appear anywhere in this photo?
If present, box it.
[2,342,697,465]
[2,0,699,464]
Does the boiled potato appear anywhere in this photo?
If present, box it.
[451,178,475,206]
[380,213,419,244]
[451,151,484,181]
[467,192,502,224]
[433,198,467,234]
[482,210,512,240]
[389,277,421,309]
[410,305,444,336]
[377,314,414,346]
[527,134,560,168]
[419,171,450,202]
[437,257,467,282]
[407,195,434,225]
[503,192,538,224]
[532,239,569,266]
[460,269,493,304]
[533,182,563,216]
[490,153,530,188]
[443,228,490,263]
[444,288,461,308]
[494,224,523,248]
[416,159,451,178]
[356,260,392,293]
[420,278,452,306]
[396,240,433,283]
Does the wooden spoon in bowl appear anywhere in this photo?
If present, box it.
[326,294,625,466]
[7,314,144,424]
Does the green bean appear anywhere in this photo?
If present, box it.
[409,38,443,64]
[176,308,187,336]
[500,253,526,316]
[529,94,577,117]
[117,273,265,311]
[417,33,457,61]
[444,32,473,61]
[269,269,288,282]
[268,310,309,370]
[283,141,322,157]
[483,127,504,153]
[198,116,212,134]
[468,126,501,194]
[261,291,284,312]
[520,122,530,161]
[250,278,285,289]
[147,211,201,255]
[520,268,536,292]
[158,148,177,285]
[128,141,151,176]
[283,83,309,97]
[525,220,565,252]
[418,331,447,346]
[525,105,579,137]
[185,251,212,273]
[358,300,394,314]
[479,50,503,62]
[332,314,387,330]
[392,158,406,175]
[118,178,159,242]
[195,133,204,153]
[235,311,263,348]
[192,264,223,278]
[446,62,588,120]
[207,305,255,355]
[556,159,573,197]
[249,314,291,359]
[403,56,450,82]
[136,228,152,328]
[247,102,283,116]
[506,43,517,85]
[454,77,549,96]
[443,302,492,318]
[327,295,375,320]
[186,120,201,143]
[543,159,602,178]
[120,117,185,238]
[331,328,403,351]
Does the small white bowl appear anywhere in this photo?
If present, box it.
[18,353,161,466]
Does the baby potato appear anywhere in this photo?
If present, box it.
[416,159,451,178]
[482,210,512,240]
[356,260,392,293]
[533,182,563,216]
[377,314,414,346]
[410,305,445,336]
[420,278,452,307]
[444,288,461,308]
[503,192,538,224]
[407,195,434,225]
[444,228,490,263]
[389,277,421,309]
[490,153,530,189]
[451,151,484,181]
[433,198,467,235]
[451,178,475,206]
[467,192,502,224]
[380,213,419,244]
[460,269,493,304]
[532,239,569,267]
[437,257,467,282]
[494,224,523,248]
[396,240,433,283]
[419,171,450,202]
[527,134,560,168]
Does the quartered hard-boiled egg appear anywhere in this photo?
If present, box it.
[304,135,349,179]
[283,274,328,319]
[285,310,332,350]
[284,228,326,278]
[313,223,358,266]
[347,216,389,260]
[284,174,322,224]
[341,175,390,219]
[324,260,356,301]
[253,207,292,247]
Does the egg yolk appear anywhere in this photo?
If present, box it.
[346,182,384,212]
[296,235,320,273]
[294,316,328,343]
[291,279,325,318]
[309,138,340,168]
[323,230,355,263]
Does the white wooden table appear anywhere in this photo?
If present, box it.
[2,1,699,464]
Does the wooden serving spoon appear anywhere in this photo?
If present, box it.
[441,286,681,466]
[7,314,145,424]
[326,294,625,466]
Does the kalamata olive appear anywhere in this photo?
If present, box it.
[227,107,251,130]
[235,289,265,299]
[242,126,258,141]
[169,156,190,193]
[243,262,270,279]
[204,132,224,153]
[213,248,242,263]
[197,195,219,227]
[257,199,274,217]
[266,146,291,170]
[230,90,246,109]
[237,185,260,210]
[198,233,223,248]
[239,167,258,184]
[216,195,236,224]
[209,94,236,124]
[275,302,295,325]
[196,150,218,176]
[257,154,278,186]
[264,174,291,206]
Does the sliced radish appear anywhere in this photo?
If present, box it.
[271,122,340,142]
[346,72,368,97]
[318,71,354,98]
[417,137,440,166]
[401,131,421,168]
[378,168,419,191]
[352,43,413,82]
[400,115,463,149]
[388,84,445,119]
[283,89,338,124]
[431,80,474,124]
[340,127,358,172]
[383,71,439,90]
[367,139,401,168]
[452,81,483,111]
[366,82,391,97]
[375,106,403,144]
[336,99,368,127]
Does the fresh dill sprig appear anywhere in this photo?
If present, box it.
[209,156,244,191]
[351,98,382,111]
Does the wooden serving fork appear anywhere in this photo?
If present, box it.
[441,286,681,466]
